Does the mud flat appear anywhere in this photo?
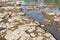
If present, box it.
[0,7,56,40]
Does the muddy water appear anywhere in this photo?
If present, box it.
[20,0,60,40]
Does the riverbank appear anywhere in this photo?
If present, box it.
[0,6,56,40]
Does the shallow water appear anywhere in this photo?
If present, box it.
[20,0,60,40]
[25,9,60,40]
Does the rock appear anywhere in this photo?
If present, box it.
[0,7,22,12]
[40,25,45,30]
[56,13,60,17]
[20,33,30,40]
[44,33,52,37]
[16,1,21,6]
[26,6,34,10]
[54,18,60,22]
[30,33,35,37]
[38,33,43,36]
[26,6,46,10]
[42,11,55,20]
[0,27,6,31]
[50,36,56,40]
[39,6,46,9]
[43,19,51,25]
[17,12,25,16]
[37,36,44,40]
[0,6,56,40]
[47,5,56,10]
[36,27,45,33]
[48,13,55,16]
[27,27,35,33]
[0,36,6,40]
[0,18,3,21]
[40,25,45,28]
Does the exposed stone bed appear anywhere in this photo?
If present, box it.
[0,7,22,13]
[42,11,60,34]
[0,7,56,40]
[26,6,45,10]
[42,11,60,24]
[26,5,56,10]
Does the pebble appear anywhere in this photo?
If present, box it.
[30,33,35,37]
[44,33,52,37]
[0,18,3,21]
[41,24,45,26]
[54,18,60,22]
